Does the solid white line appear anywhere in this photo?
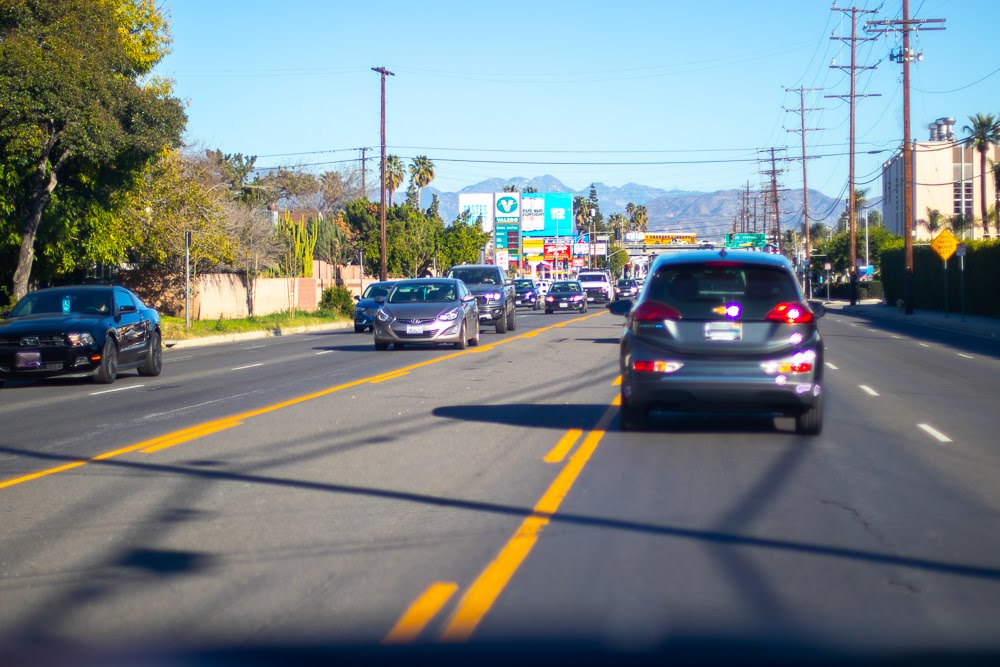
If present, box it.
[869,328,879,333]
[825,362,839,370]
[231,363,264,371]
[850,323,858,327]
[315,350,333,355]
[163,355,193,362]
[891,335,901,339]
[919,343,930,348]
[918,423,953,444]
[957,353,974,359]
[859,385,880,397]
[90,384,145,396]
[242,344,266,350]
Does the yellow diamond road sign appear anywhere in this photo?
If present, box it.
[930,229,959,261]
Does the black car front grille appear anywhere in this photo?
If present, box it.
[0,335,65,348]
[398,331,436,339]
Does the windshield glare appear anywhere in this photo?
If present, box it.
[551,282,581,292]
[448,268,500,285]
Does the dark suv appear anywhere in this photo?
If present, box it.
[446,265,517,333]
[609,250,825,434]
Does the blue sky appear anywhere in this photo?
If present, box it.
[156,0,998,205]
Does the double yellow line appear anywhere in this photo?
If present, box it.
[0,312,607,491]
[384,391,621,643]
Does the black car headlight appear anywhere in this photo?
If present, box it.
[67,332,95,347]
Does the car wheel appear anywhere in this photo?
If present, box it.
[374,340,389,351]
[508,308,517,331]
[469,319,480,347]
[545,309,552,314]
[94,337,118,384]
[795,397,823,435]
[454,321,468,350]
[495,312,508,334]
[137,330,162,377]
[619,394,648,431]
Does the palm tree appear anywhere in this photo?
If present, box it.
[408,155,435,208]
[633,205,649,233]
[925,207,944,234]
[608,213,628,241]
[384,155,405,204]
[852,188,869,222]
[962,113,1000,237]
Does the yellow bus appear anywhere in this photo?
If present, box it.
[643,232,698,245]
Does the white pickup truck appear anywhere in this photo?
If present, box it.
[576,270,613,303]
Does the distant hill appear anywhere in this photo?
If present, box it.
[414,175,845,239]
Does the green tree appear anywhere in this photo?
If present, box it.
[438,210,491,270]
[385,155,405,203]
[587,184,605,232]
[608,213,628,241]
[963,113,1000,238]
[606,243,628,278]
[0,0,186,301]
[408,155,435,208]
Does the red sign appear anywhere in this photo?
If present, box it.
[544,243,571,260]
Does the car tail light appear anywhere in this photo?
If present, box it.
[766,302,814,324]
[633,359,683,373]
[631,301,681,322]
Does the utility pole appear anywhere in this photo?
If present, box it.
[827,5,878,305]
[867,2,945,315]
[760,148,786,253]
[786,86,823,297]
[371,67,394,281]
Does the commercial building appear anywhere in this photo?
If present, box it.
[881,117,998,240]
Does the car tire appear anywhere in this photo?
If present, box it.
[374,341,389,351]
[454,322,468,350]
[354,325,364,333]
[620,394,648,431]
[94,337,118,384]
[137,330,162,377]
[545,309,552,314]
[495,312,508,334]
[795,397,823,435]
[508,308,517,331]
[469,321,480,347]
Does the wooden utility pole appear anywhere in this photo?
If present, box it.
[867,2,945,315]
[786,86,823,297]
[827,5,878,305]
[760,149,786,253]
[371,67,394,281]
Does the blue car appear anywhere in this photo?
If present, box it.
[353,281,397,332]
[0,285,162,385]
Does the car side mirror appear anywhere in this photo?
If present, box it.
[505,279,514,286]
[354,295,360,301]
[808,300,826,318]
[461,294,476,303]
[374,296,385,304]
[607,300,633,316]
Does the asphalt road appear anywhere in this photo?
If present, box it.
[2,305,1000,662]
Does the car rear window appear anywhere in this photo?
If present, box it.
[644,263,800,320]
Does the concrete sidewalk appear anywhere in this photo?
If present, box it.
[165,321,354,350]
[822,298,1000,341]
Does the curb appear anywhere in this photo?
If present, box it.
[827,302,1000,341]
[164,321,354,350]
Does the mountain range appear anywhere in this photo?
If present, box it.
[413,176,847,239]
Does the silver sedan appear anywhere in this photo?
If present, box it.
[372,278,480,350]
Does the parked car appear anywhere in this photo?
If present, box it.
[614,278,640,299]
[513,279,541,310]
[544,280,588,314]
[353,281,397,333]
[372,278,479,350]
[445,264,516,334]
[0,285,162,385]
[609,250,825,434]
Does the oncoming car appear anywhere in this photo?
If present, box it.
[0,285,162,385]
[373,278,479,350]
[609,250,824,434]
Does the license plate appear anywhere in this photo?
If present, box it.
[406,324,423,335]
[14,350,42,369]
[559,303,568,308]
[704,321,742,341]
[516,300,522,305]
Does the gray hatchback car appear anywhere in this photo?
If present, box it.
[609,250,825,434]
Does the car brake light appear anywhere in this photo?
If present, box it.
[766,302,814,324]
[633,359,683,373]
[631,301,681,322]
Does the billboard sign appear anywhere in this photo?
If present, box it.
[458,193,495,233]
[521,194,546,233]
[521,192,574,238]
[494,193,521,224]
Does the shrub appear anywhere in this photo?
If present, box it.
[321,285,355,318]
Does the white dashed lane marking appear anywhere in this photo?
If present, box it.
[231,363,264,371]
[825,362,839,370]
[859,385,880,397]
[90,384,145,396]
[918,423,953,444]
